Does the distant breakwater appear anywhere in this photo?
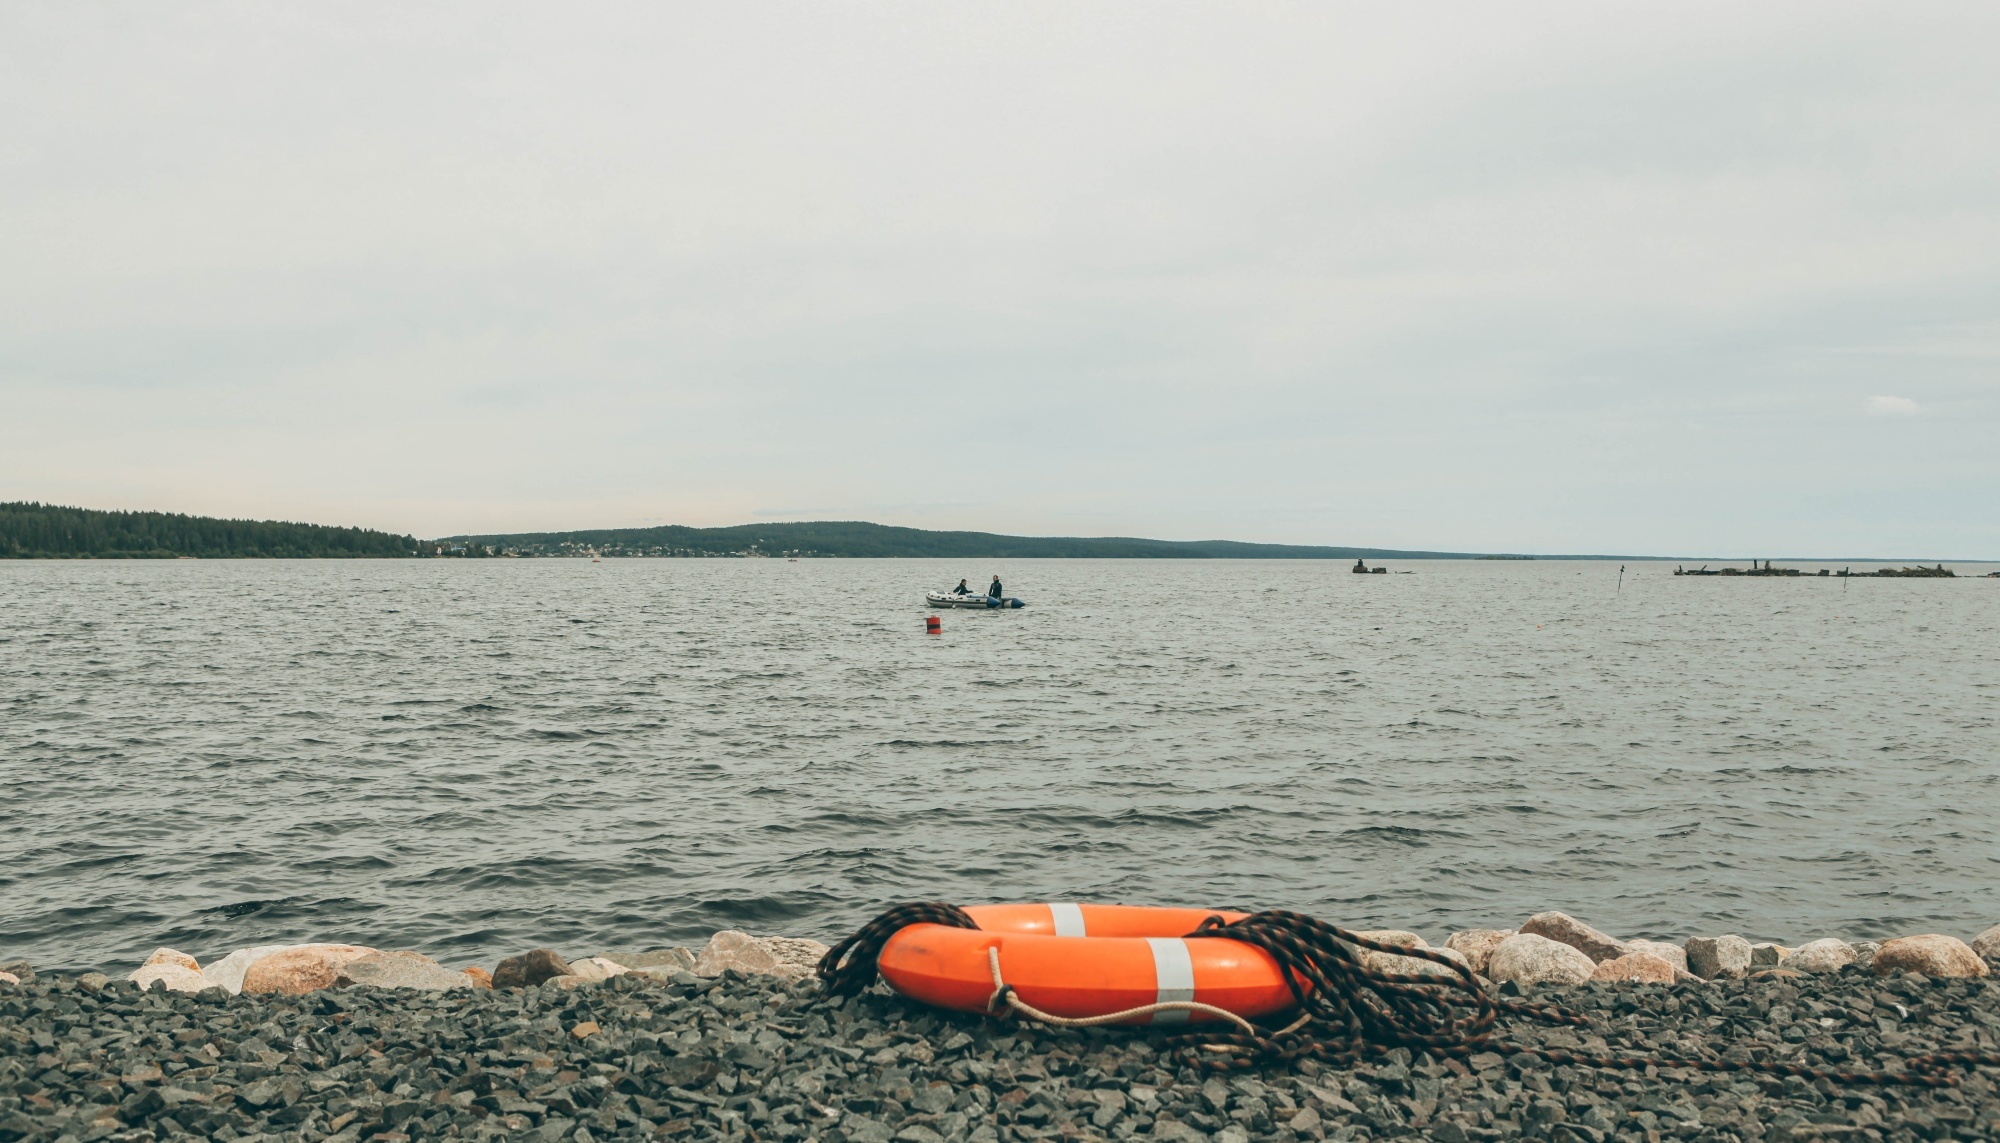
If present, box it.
[1672,561,1972,577]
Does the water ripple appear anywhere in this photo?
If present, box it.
[1,557,1996,971]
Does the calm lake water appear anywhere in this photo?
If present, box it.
[3,558,1996,972]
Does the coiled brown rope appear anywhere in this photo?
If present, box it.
[818,901,979,997]
[1157,909,1540,1067]
[1161,911,2000,1088]
[817,904,2000,1089]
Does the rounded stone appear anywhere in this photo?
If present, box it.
[1442,929,1515,976]
[335,949,472,991]
[1352,929,1425,947]
[142,948,201,973]
[493,948,574,989]
[1487,933,1596,986]
[757,936,834,979]
[566,956,629,983]
[1519,912,1630,963]
[241,944,378,995]
[1361,943,1471,979]
[1871,935,1989,978]
[127,963,208,993]
[1589,952,1678,983]
[202,944,305,995]
[1624,940,1689,973]
[696,931,782,977]
[1785,939,1857,974]
[1971,923,2000,962]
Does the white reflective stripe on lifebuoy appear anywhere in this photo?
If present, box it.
[1145,937,1196,1023]
[1048,903,1086,937]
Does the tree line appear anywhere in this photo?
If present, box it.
[0,502,422,559]
[445,520,1494,559]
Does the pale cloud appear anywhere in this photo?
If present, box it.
[1866,395,1921,416]
[1,2,1996,556]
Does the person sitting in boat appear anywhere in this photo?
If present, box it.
[988,575,1003,599]
[952,579,973,595]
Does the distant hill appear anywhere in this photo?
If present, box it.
[0,502,421,559]
[444,520,1572,559]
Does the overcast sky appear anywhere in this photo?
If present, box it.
[3,3,1996,555]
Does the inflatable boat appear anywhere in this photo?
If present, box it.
[926,591,1026,609]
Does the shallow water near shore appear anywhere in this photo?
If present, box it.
[3,558,1997,972]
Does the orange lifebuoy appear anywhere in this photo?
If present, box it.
[875,903,1299,1025]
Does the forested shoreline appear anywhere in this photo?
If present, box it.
[0,505,1515,560]
[5,502,1650,560]
[445,520,1507,559]
[0,502,421,559]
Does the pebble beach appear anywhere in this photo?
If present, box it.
[5,911,1999,1142]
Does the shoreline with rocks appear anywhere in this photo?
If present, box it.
[4,910,1998,1141]
[26,912,1997,1004]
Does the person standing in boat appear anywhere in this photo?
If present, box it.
[988,575,1003,599]
[952,578,973,595]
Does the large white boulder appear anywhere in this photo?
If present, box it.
[694,932,831,979]
[241,945,379,995]
[1519,912,1631,963]
[1872,935,1988,978]
[126,948,209,993]
[1786,939,1857,974]
[128,964,209,993]
[1487,933,1595,986]
[202,945,304,995]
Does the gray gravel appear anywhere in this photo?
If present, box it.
[2,968,1997,1142]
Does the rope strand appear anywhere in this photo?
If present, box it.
[984,946,1263,1036]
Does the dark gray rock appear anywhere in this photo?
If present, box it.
[492,947,573,989]
[0,959,1992,1142]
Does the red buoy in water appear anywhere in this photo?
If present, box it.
[925,615,941,634]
